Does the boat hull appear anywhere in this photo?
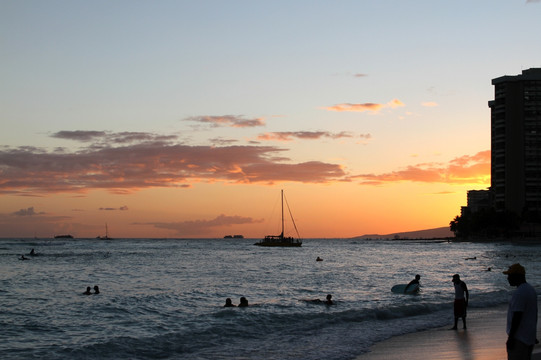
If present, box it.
[254,236,302,247]
[254,241,302,247]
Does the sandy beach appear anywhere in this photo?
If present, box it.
[357,303,541,360]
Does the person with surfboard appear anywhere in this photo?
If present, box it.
[405,274,421,293]
[451,274,469,330]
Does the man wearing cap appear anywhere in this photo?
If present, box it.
[503,263,538,360]
[451,274,469,330]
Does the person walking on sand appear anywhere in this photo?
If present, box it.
[503,263,538,360]
[451,274,469,330]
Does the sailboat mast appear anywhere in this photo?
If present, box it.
[281,189,284,238]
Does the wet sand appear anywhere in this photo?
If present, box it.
[357,303,541,360]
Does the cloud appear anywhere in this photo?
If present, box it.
[421,102,438,107]
[12,207,45,216]
[526,0,540,3]
[209,137,239,146]
[138,214,264,236]
[52,130,107,142]
[0,131,346,195]
[353,73,367,77]
[51,131,177,145]
[99,206,129,211]
[323,99,405,113]
[185,115,265,128]
[353,150,490,185]
[257,131,365,141]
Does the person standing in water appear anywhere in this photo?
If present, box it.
[405,274,421,293]
[451,274,469,330]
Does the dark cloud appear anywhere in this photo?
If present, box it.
[209,137,239,146]
[138,214,263,236]
[52,131,107,142]
[98,206,129,211]
[51,131,178,145]
[0,131,346,195]
[185,115,265,128]
[12,207,44,216]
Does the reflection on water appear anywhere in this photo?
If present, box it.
[0,238,539,359]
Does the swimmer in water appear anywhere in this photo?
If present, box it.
[238,297,249,307]
[83,287,92,295]
[301,294,334,305]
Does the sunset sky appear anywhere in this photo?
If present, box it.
[1,1,541,238]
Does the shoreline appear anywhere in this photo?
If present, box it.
[356,303,541,360]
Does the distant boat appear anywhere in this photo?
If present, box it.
[54,234,73,239]
[254,190,302,247]
[97,223,113,240]
[224,235,244,239]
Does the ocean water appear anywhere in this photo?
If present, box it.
[1,238,540,360]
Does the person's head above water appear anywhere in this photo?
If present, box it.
[239,297,248,307]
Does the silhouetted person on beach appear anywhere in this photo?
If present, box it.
[93,286,100,294]
[451,274,469,330]
[503,263,538,359]
[224,298,236,307]
[238,297,249,307]
[405,274,421,293]
[83,287,92,295]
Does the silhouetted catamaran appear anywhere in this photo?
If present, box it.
[254,190,302,247]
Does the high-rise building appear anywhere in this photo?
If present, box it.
[488,68,541,221]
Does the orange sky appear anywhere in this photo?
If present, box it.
[2,1,537,238]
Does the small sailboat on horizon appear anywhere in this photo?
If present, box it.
[254,190,302,247]
[97,223,113,240]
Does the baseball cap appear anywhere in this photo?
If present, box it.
[502,263,526,275]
